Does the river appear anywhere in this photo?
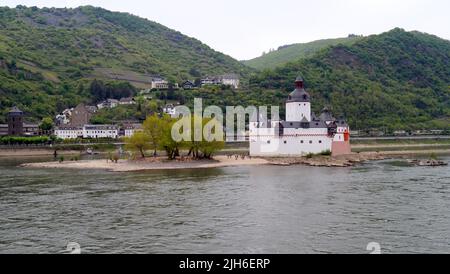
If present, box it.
[0,156,449,254]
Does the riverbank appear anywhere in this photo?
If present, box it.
[21,156,270,172]
[22,149,449,171]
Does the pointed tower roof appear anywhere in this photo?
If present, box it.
[9,106,23,113]
[319,106,334,121]
[287,76,310,103]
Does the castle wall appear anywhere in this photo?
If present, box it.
[250,134,332,156]
[331,141,352,156]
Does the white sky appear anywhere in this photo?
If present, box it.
[2,0,449,60]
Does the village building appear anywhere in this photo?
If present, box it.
[82,125,118,139]
[97,99,118,110]
[119,97,136,105]
[200,74,240,89]
[181,80,196,90]
[122,123,143,137]
[55,124,118,139]
[0,124,8,136]
[70,104,97,126]
[54,126,83,139]
[218,74,240,89]
[55,113,70,126]
[163,104,178,118]
[200,77,218,86]
[151,77,169,89]
[249,77,351,157]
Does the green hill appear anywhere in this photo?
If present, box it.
[249,28,450,130]
[242,36,363,70]
[0,5,251,122]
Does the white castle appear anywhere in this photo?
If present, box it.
[249,77,351,157]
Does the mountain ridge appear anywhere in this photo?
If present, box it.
[242,36,363,70]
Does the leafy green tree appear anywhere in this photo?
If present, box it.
[142,114,165,156]
[39,117,54,131]
[125,131,151,158]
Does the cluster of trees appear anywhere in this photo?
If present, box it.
[125,114,224,160]
[90,79,137,103]
[90,98,161,124]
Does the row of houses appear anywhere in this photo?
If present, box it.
[97,97,135,110]
[151,74,240,90]
[54,122,142,140]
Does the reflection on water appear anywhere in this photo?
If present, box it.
[0,156,449,254]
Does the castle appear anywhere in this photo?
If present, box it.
[249,77,351,156]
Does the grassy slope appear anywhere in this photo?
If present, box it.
[242,36,363,70]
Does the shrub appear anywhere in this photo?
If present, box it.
[320,150,332,156]
[59,156,64,163]
[112,154,120,163]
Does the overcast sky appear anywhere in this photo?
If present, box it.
[2,0,449,60]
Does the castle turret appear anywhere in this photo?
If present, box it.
[7,106,24,136]
[286,77,311,122]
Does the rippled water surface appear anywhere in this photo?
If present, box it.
[0,156,449,254]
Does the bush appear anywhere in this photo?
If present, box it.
[0,136,51,145]
[112,154,120,163]
[59,156,64,163]
[320,150,332,156]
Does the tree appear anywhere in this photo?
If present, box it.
[159,115,183,160]
[125,131,151,158]
[185,115,224,159]
[39,117,54,131]
[142,114,164,156]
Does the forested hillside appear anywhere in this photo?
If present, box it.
[0,5,251,122]
[249,29,450,130]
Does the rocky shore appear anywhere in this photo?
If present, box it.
[266,152,387,167]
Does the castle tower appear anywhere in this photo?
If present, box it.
[286,77,311,122]
[7,106,24,136]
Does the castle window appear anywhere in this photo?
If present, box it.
[309,140,313,144]
[300,140,304,144]
[284,140,287,144]
[267,140,271,144]
[319,140,322,144]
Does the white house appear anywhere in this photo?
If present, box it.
[55,125,118,139]
[151,77,169,89]
[163,104,179,118]
[123,123,143,137]
[218,74,240,89]
[83,125,118,139]
[119,97,136,105]
[54,126,83,139]
[97,99,119,109]
[201,74,240,89]
[249,77,351,157]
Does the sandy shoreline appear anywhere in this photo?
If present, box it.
[21,156,270,172]
[22,150,447,172]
